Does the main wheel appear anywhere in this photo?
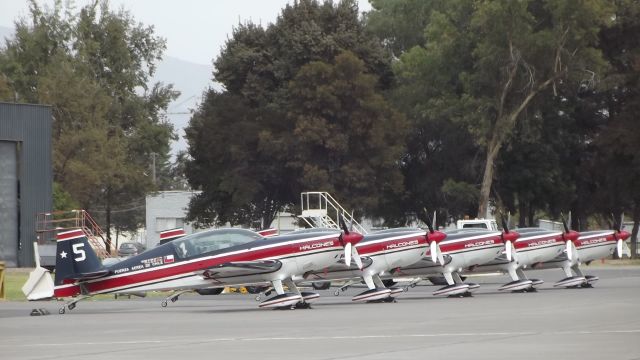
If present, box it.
[382,279,397,287]
[311,281,331,290]
[161,300,168,308]
[427,276,448,286]
[195,288,224,295]
[59,308,65,314]
[245,286,265,294]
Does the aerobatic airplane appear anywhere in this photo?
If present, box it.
[303,219,517,298]
[301,223,447,302]
[387,226,519,296]
[531,218,630,288]
[462,219,579,291]
[52,221,363,313]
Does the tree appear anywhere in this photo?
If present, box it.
[186,0,401,227]
[0,0,178,245]
[590,0,640,257]
[282,51,407,212]
[370,0,613,218]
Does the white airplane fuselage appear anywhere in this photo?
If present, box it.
[393,230,505,278]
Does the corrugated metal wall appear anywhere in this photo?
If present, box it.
[0,102,52,267]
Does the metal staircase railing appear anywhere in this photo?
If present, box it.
[36,210,113,258]
[299,192,367,234]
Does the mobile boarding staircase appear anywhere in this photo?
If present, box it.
[36,210,113,259]
[299,192,368,234]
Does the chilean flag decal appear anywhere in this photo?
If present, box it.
[164,254,175,263]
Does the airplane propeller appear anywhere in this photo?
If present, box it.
[611,213,625,258]
[500,214,517,262]
[561,214,579,261]
[424,209,446,265]
[340,212,363,270]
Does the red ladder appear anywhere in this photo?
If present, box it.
[36,210,113,259]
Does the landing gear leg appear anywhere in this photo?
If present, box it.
[443,272,455,286]
[255,286,274,302]
[334,279,356,296]
[161,290,193,308]
[283,278,313,309]
[59,295,91,314]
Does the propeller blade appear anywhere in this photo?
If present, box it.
[617,239,623,258]
[430,241,438,263]
[436,244,445,266]
[352,246,363,270]
[505,240,513,262]
[339,213,349,235]
[499,211,509,233]
[560,213,570,233]
[344,242,352,267]
[349,210,355,233]
[566,240,572,261]
[423,208,434,233]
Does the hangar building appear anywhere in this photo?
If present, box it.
[0,102,52,267]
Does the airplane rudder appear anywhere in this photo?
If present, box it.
[54,229,103,285]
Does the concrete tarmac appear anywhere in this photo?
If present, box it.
[1,267,639,360]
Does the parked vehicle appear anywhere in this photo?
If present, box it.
[118,242,146,257]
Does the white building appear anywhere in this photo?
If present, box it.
[145,191,200,248]
[145,190,299,247]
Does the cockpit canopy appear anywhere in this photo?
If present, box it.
[172,228,263,259]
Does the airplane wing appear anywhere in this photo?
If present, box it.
[302,257,374,281]
[200,260,283,280]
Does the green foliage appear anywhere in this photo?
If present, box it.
[53,182,78,211]
[284,51,407,212]
[368,0,615,220]
[186,0,403,227]
[0,0,178,236]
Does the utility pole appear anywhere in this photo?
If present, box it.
[151,152,157,185]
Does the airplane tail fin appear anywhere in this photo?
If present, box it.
[54,229,107,287]
[256,228,279,238]
[159,227,186,245]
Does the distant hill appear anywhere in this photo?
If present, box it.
[150,56,219,157]
[0,24,211,157]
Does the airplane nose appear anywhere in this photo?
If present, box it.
[427,230,446,243]
[563,230,580,243]
[343,231,364,246]
[502,231,520,243]
[618,230,631,241]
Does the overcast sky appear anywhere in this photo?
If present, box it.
[0,0,372,65]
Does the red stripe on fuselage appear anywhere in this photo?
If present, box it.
[356,234,427,255]
[439,234,502,254]
[575,233,616,248]
[514,234,563,250]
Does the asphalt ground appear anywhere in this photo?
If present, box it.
[1,267,639,360]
